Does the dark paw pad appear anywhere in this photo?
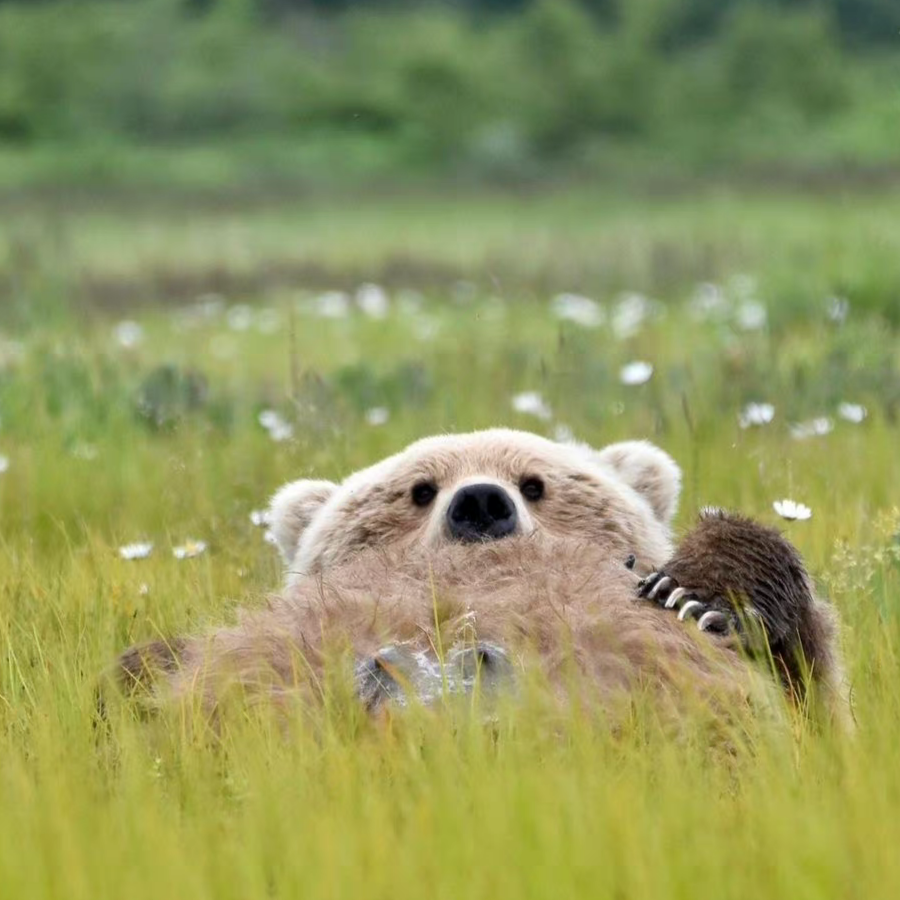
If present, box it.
[449,641,514,691]
[355,641,515,712]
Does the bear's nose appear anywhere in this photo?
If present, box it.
[447,484,518,542]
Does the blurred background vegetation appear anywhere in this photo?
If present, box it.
[2,9,900,897]
[0,0,897,190]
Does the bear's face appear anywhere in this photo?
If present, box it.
[270,429,681,579]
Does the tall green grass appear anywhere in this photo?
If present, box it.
[1,188,900,898]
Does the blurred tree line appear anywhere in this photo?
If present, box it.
[0,0,897,180]
[285,0,900,45]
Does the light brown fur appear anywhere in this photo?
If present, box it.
[276,430,680,580]
[120,539,784,728]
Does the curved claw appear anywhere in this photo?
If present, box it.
[637,572,661,597]
[677,599,704,621]
[697,610,732,634]
[639,568,743,641]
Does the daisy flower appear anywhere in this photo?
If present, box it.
[773,500,812,521]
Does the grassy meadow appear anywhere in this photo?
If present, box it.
[2,183,900,898]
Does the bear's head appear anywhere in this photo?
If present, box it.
[269,429,681,581]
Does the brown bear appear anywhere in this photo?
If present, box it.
[116,429,848,726]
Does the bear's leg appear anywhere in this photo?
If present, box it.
[116,637,188,696]
[635,508,845,713]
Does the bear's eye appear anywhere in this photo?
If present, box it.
[411,481,438,507]
[519,477,545,502]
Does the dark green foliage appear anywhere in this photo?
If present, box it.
[334,361,433,412]
[718,5,847,118]
[0,0,893,182]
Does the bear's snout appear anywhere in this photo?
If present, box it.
[447,483,518,542]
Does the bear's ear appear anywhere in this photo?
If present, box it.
[590,440,682,524]
[268,479,337,563]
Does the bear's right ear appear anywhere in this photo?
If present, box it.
[268,479,337,563]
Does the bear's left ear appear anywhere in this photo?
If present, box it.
[268,479,337,564]
[591,440,682,524]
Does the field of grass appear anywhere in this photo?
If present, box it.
[2,183,900,899]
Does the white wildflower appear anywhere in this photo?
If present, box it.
[314,292,351,319]
[173,540,207,560]
[194,295,225,318]
[258,410,294,442]
[268,421,294,442]
[356,284,390,319]
[773,500,812,522]
[0,455,8,474]
[511,392,552,421]
[553,424,575,443]
[114,321,144,349]
[250,509,271,528]
[838,402,867,424]
[551,293,605,328]
[691,283,730,322]
[735,300,768,331]
[612,292,653,339]
[119,542,154,561]
[258,409,281,430]
[226,305,254,332]
[365,407,390,426]
[738,402,775,429]
[619,361,654,386]
[826,296,849,324]
[70,443,99,461]
[789,417,834,440]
